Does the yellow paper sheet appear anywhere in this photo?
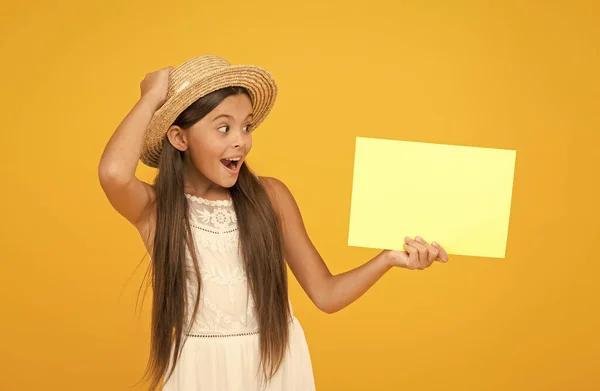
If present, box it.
[348,137,517,258]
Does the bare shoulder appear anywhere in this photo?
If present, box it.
[257,176,296,213]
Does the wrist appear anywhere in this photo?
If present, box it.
[379,250,395,270]
[381,249,407,269]
[139,93,165,112]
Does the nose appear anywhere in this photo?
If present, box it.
[232,129,248,149]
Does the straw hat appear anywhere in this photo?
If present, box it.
[140,55,278,168]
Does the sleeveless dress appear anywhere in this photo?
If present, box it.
[161,193,316,391]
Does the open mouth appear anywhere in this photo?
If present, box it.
[220,158,242,172]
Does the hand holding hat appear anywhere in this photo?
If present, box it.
[140,66,175,112]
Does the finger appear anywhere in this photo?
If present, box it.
[405,236,427,252]
[432,242,449,262]
[403,243,419,268]
[415,236,439,263]
[406,237,428,266]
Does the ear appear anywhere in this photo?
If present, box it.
[166,125,189,152]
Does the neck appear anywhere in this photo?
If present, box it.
[183,168,231,201]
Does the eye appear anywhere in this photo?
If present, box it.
[218,125,229,133]
[243,124,253,132]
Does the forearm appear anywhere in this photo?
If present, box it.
[98,95,161,182]
[322,251,392,314]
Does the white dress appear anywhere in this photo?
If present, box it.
[161,193,316,391]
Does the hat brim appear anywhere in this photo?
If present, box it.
[140,64,277,168]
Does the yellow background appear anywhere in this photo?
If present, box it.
[1,0,598,390]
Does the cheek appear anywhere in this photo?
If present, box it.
[188,136,220,166]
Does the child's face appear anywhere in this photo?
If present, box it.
[180,93,254,190]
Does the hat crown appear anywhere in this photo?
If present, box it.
[167,55,231,99]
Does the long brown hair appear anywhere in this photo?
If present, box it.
[139,87,290,390]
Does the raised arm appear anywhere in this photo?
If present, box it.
[98,67,172,233]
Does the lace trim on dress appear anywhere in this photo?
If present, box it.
[185,193,233,207]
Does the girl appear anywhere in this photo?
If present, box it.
[98,55,449,391]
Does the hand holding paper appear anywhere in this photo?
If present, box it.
[385,235,450,270]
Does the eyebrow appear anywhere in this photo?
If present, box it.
[212,113,253,122]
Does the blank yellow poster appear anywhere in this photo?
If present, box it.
[348,137,517,258]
